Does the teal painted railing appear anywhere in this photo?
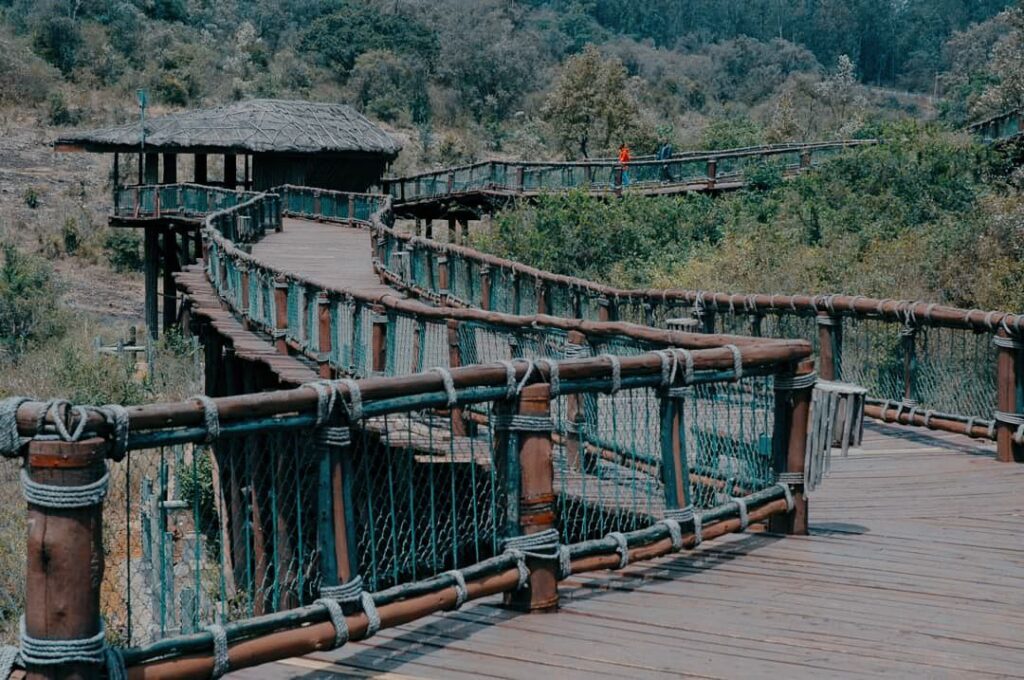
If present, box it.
[383,140,875,203]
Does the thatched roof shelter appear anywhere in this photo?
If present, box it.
[56,99,401,192]
[55,99,401,157]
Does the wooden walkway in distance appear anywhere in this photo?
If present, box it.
[251,218,398,298]
[244,423,1024,679]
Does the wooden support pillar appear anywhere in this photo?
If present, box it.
[144,227,160,339]
[458,218,469,245]
[447,218,456,243]
[144,152,160,184]
[700,309,716,334]
[659,386,690,512]
[371,307,388,375]
[515,165,525,191]
[24,435,109,680]
[194,153,208,185]
[768,360,814,535]
[995,329,1024,463]
[317,292,332,379]
[415,218,422,237]
[113,153,121,215]
[447,321,467,436]
[501,383,559,612]
[273,276,289,354]
[223,154,237,190]
[348,194,355,223]
[425,219,434,240]
[244,154,251,190]
[597,296,614,322]
[816,313,842,381]
[162,153,178,184]
[800,151,812,168]
[706,158,717,189]
[162,228,179,331]
[480,264,491,311]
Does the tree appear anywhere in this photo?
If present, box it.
[542,44,639,158]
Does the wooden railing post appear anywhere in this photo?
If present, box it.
[536,280,549,316]
[901,323,918,407]
[317,292,333,379]
[312,190,321,220]
[425,219,434,240]
[800,150,812,168]
[273,276,289,354]
[315,406,359,590]
[348,195,355,223]
[995,329,1024,462]
[437,255,449,298]
[597,295,613,322]
[24,434,110,680]
[563,331,589,472]
[447,320,468,436]
[515,166,525,191]
[816,313,842,381]
[659,381,691,513]
[480,264,492,311]
[447,218,456,243]
[706,158,717,189]
[239,262,251,329]
[769,360,814,535]
[371,306,388,375]
[498,383,559,612]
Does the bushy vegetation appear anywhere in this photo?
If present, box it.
[0,0,1017,164]
[476,123,1024,311]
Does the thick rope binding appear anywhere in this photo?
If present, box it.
[605,531,629,569]
[491,414,553,432]
[319,576,381,639]
[773,372,817,391]
[18,617,106,667]
[204,624,229,679]
[99,404,130,462]
[33,400,89,443]
[994,410,1024,444]
[658,518,683,551]
[21,468,110,509]
[599,354,622,393]
[193,395,220,442]
[429,367,458,407]
[0,646,17,680]
[314,597,349,649]
[732,497,749,531]
[0,397,31,458]
[446,569,469,609]
[537,358,560,397]
[775,482,795,512]
[723,344,743,381]
[335,378,363,422]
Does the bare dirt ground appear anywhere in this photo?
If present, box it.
[0,109,144,325]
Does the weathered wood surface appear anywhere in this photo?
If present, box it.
[251,218,397,297]
[244,423,1024,679]
[176,265,319,385]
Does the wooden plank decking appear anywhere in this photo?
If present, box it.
[243,423,1024,679]
[251,218,397,297]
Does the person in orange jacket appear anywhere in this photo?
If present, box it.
[618,143,631,187]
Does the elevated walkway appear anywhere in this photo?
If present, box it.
[255,424,1024,679]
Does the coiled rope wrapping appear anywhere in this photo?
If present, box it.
[724,344,743,381]
[558,545,572,579]
[446,570,469,609]
[0,397,30,458]
[994,410,1024,444]
[319,576,381,639]
[599,354,621,393]
[204,624,229,679]
[301,380,338,427]
[193,395,220,442]
[775,482,795,512]
[19,618,106,667]
[605,531,629,569]
[659,518,683,551]
[314,597,348,649]
[503,528,562,588]
[429,367,458,406]
[335,379,363,422]
[21,469,109,509]
[993,335,1024,350]
[491,414,553,432]
[34,400,88,443]
[537,358,560,397]
[99,404,130,461]
[733,497,749,531]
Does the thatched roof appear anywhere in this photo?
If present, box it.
[55,99,401,157]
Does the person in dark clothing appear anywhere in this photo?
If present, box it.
[657,142,674,182]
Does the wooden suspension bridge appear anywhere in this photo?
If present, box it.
[0,101,1021,680]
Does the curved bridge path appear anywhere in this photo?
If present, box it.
[242,218,1024,679]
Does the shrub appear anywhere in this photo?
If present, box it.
[32,14,82,76]
[22,188,40,209]
[104,231,144,273]
[0,244,67,358]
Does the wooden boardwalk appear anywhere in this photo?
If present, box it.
[244,423,1024,679]
[251,218,397,297]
